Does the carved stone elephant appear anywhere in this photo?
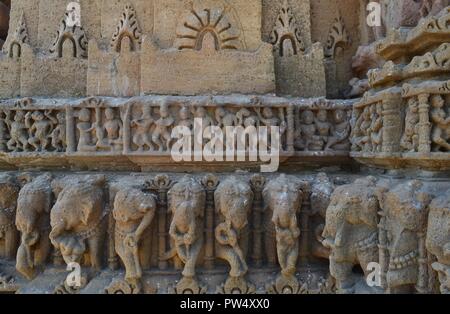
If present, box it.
[378,180,432,293]
[322,176,380,293]
[113,186,157,290]
[15,174,53,280]
[214,177,253,278]
[426,192,450,294]
[262,174,305,279]
[0,175,20,260]
[168,177,205,279]
[50,175,107,270]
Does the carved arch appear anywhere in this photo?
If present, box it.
[174,6,244,51]
[270,0,305,57]
[324,16,350,58]
[2,12,28,59]
[50,13,88,58]
[111,4,142,53]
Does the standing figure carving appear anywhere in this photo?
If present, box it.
[111,186,156,293]
[263,174,306,293]
[214,177,254,293]
[15,174,53,280]
[167,177,206,293]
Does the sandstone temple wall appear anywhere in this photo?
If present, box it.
[0,0,449,295]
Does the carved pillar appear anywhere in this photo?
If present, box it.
[417,94,431,153]
[250,174,266,267]
[382,94,402,153]
[66,106,76,153]
[201,174,219,270]
[286,105,295,152]
[416,231,429,294]
[299,185,311,264]
[107,209,119,270]
[378,211,388,290]
[148,175,173,270]
[123,102,132,154]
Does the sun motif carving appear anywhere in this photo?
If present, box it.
[175,7,243,51]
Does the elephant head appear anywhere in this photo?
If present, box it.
[426,192,450,294]
[323,176,380,251]
[378,180,432,291]
[50,175,106,266]
[215,177,253,233]
[15,173,53,279]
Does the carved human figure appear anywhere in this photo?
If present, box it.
[0,111,9,151]
[378,181,432,293]
[401,97,420,152]
[296,110,323,151]
[325,110,351,151]
[76,108,97,152]
[322,176,380,293]
[168,177,205,290]
[178,106,193,130]
[310,173,335,259]
[131,105,154,152]
[315,110,331,149]
[152,103,174,152]
[369,103,383,153]
[430,95,450,152]
[27,111,57,152]
[50,112,66,152]
[426,192,450,294]
[351,107,372,152]
[15,174,53,279]
[215,177,253,279]
[215,107,236,128]
[262,175,305,288]
[113,187,157,291]
[50,175,107,270]
[6,110,29,152]
[0,175,20,260]
[101,108,123,151]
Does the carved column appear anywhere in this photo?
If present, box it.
[299,185,311,264]
[107,209,119,270]
[250,174,266,267]
[148,174,173,270]
[122,102,132,154]
[286,105,295,152]
[201,174,219,270]
[378,211,388,290]
[417,94,431,153]
[382,94,402,153]
[66,106,76,153]
[416,231,429,294]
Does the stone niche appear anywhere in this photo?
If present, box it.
[268,0,326,98]
[140,0,275,96]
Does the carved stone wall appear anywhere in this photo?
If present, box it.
[0,0,449,295]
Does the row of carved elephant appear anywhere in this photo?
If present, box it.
[323,176,449,294]
[0,172,449,294]
[0,172,321,293]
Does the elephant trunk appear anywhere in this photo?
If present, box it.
[16,242,35,280]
